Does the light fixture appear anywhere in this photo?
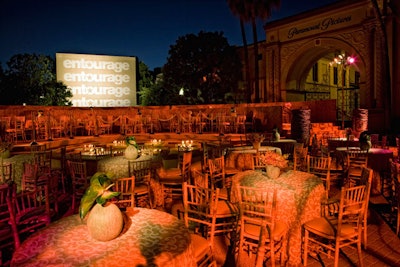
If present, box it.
[330,52,355,129]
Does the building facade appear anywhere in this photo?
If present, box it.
[241,0,399,133]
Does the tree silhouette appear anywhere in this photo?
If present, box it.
[163,31,242,105]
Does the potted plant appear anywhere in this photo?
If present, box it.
[79,172,123,241]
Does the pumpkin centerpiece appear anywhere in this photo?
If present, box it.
[124,136,139,160]
[79,172,123,242]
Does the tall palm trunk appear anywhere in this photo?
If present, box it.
[240,19,252,103]
[252,18,260,103]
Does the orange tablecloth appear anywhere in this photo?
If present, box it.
[11,208,196,267]
[231,170,325,266]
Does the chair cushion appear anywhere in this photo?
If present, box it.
[190,233,211,261]
[216,200,238,216]
[304,217,358,238]
[134,183,149,194]
[157,168,181,179]
[243,221,287,241]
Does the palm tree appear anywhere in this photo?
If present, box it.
[227,0,252,103]
[227,0,280,103]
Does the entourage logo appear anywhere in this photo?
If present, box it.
[56,53,137,107]
[287,16,352,39]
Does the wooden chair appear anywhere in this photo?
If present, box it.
[345,149,368,186]
[67,160,90,213]
[307,155,332,198]
[303,185,367,267]
[208,156,229,200]
[0,184,14,265]
[128,159,153,208]
[14,116,26,142]
[7,183,51,248]
[21,162,40,192]
[190,168,209,188]
[252,152,267,172]
[112,176,135,210]
[182,182,218,267]
[359,167,373,248]
[235,185,287,267]
[2,117,16,142]
[157,151,192,205]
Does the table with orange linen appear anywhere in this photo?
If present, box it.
[11,208,196,267]
[231,169,325,266]
[336,146,393,194]
[226,146,282,171]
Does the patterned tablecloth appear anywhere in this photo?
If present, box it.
[11,208,196,267]
[226,146,282,171]
[97,155,155,178]
[231,169,325,266]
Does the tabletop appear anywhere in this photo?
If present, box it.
[11,208,196,267]
[231,169,325,266]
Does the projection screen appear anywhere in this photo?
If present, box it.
[56,53,137,107]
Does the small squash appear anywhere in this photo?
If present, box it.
[87,202,124,241]
[79,172,123,242]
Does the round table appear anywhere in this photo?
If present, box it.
[231,169,325,266]
[336,147,393,194]
[11,208,196,267]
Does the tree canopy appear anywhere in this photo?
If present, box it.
[162,31,242,105]
[0,53,72,105]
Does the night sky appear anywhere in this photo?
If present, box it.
[0,0,338,70]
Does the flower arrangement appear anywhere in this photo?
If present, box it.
[125,136,138,149]
[259,151,288,169]
[246,133,265,143]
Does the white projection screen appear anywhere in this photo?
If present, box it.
[56,53,137,107]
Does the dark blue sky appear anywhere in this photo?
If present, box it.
[0,0,337,70]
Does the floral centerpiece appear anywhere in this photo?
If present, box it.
[259,150,289,179]
[124,136,139,160]
[259,151,288,169]
[246,133,265,150]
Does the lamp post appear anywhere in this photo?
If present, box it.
[330,53,355,129]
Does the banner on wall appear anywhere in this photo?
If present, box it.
[56,53,137,107]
